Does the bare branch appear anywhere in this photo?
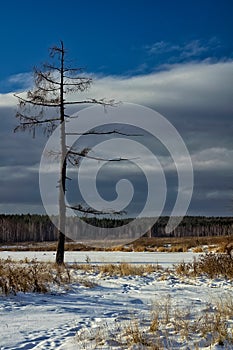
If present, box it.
[50,45,64,54]
[63,67,85,73]
[66,129,142,136]
[63,75,92,81]
[43,64,62,72]
[34,70,61,86]
[67,203,126,216]
[36,85,60,93]
[15,117,60,127]
[68,149,128,162]
[14,93,61,107]
[64,98,115,106]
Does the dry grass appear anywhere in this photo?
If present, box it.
[175,252,233,279]
[1,235,232,253]
[192,246,204,253]
[108,235,232,253]
[75,294,233,349]
[132,235,233,252]
[0,259,97,295]
[124,320,151,347]
[1,251,231,297]
[0,258,162,296]
[72,253,233,348]
[156,246,169,252]
[71,261,162,277]
[169,245,188,252]
[0,258,53,295]
[150,298,233,348]
[0,241,100,252]
[110,245,132,252]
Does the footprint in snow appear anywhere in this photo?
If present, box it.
[122,283,140,293]
[130,298,144,305]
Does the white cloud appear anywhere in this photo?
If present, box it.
[0,92,16,106]
[206,190,232,199]
[1,60,233,114]
[2,60,233,176]
[7,72,33,86]
[179,40,207,58]
[191,147,233,171]
[71,60,233,115]
[1,58,232,215]
[146,38,220,59]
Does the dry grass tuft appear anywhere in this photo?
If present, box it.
[156,246,169,252]
[169,245,188,252]
[192,246,204,253]
[124,320,150,346]
[70,261,162,276]
[0,259,97,295]
[0,258,53,295]
[98,262,161,276]
[175,252,233,279]
[74,294,233,349]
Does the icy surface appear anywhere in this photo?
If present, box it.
[0,250,199,267]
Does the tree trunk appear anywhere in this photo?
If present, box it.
[56,41,66,265]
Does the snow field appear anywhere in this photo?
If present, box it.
[0,251,232,349]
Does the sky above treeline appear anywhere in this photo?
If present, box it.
[0,0,233,217]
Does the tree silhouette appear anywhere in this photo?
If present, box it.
[14,41,122,264]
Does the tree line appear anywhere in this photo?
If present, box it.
[0,214,232,243]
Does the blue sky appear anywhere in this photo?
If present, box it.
[0,0,233,88]
[0,0,233,217]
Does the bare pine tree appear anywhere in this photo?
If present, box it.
[14,41,121,264]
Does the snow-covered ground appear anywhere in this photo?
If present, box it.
[0,250,199,267]
[0,251,232,349]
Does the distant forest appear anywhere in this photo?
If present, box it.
[0,214,232,243]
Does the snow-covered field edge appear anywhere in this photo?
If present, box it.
[0,251,232,349]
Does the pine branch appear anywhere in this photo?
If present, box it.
[14,94,61,107]
[16,112,59,123]
[35,71,61,86]
[66,203,126,215]
[36,86,60,92]
[15,117,60,127]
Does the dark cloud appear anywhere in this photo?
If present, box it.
[0,61,233,215]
